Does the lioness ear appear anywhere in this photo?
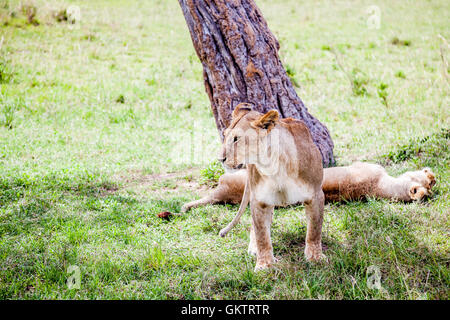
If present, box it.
[232,103,253,119]
[423,168,435,180]
[251,109,279,130]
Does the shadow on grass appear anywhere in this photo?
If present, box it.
[270,200,448,299]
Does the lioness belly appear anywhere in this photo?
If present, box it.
[254,178,313,206]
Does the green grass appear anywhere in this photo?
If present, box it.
[0,0,449,299]
[199,161,225,187]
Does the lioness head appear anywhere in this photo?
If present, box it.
[408,168,436,201]
[401,167,436,199]
[409,183,429,201]
[219,103,280,171]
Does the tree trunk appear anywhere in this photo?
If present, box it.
[178,0,335,167]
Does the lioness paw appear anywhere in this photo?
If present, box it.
[254,261,273,271]
[304,244,327,263]
[247,245,257,257]
[253,256,280,271]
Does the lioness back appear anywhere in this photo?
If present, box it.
[322,162,384,202]
[279,117,323,186]
[215,169,246,203]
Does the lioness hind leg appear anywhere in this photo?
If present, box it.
[181,172,245,213]
[181,183,233,213]
[247,223,257,256]
[304,191,326,262]
[180,195,218,213]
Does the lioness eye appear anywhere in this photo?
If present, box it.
[233,136,240,143]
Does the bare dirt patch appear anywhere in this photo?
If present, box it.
[112,167,211,198]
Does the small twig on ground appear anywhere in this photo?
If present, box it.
[329,47,369,96]
[437,34,449,86]
[330,47,355,93]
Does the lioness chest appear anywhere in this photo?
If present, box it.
[253,176,314,206]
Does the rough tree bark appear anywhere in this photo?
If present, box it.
[178,0,335,166]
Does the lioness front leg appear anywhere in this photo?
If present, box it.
[251,200,275,271]
[247,223,257,256]
[304,190,326,262]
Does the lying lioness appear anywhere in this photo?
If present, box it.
[182,164,435,212]
[323,163,435,202]
[182,162,435,239]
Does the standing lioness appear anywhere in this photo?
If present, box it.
[218,104,325,270]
